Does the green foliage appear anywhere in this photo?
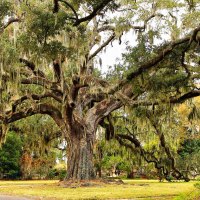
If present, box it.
[0,131,22,179]
[188,106,200,120]
[0,1,11,24]
[178,139,200,158]
[10,115,62,180]
[17,4,68,61]
[14,115,61,162]
[94,137,137,177]
[194,183,200,189]
[0,32,19,66]
[48,168,67,180]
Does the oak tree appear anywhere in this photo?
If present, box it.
[0,0,199,181]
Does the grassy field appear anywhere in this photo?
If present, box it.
[0,179,199,200]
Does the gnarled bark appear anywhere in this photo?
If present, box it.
[66,131,95,180]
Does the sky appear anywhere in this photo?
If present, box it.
[96,30,137,74]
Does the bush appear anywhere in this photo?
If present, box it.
[194,183,200,189]
[196,177,200,181]
[0,131,22,180]
[58,169,67,180]
[47,168,67,180]
[47,169,57,179]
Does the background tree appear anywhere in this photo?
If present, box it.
[0,0,199,181]
[0,115,63,180]
[0,131,22,179]
[176,97,200,179]
[94,138,135,178]
[14,115,62,179]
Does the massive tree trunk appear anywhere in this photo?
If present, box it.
[65,124,95,180]
[66,135,95,180]
[63,98,121,181]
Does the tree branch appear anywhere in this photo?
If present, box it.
[146,113,189,181]
[21,77,62,95]
[88,32,115,60]
[170,90,200,103]
[11,92,62,113]
[185,25,200,51]
[0,17,20,34]
[97,25,115,32]
[126,37,191,81]
[4,103,62,125]
[59,0,79,20]
[82,75,110,88]
[119,90,200,107]
[85,98,122,127]
[132,13,163,31]
[19,58,45,78]
[108,29,199,94]
[68,75,89,108]
[115,133,170,180]
[73,0,113,26]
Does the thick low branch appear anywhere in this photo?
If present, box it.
[147,113,189,181]
[21,77,62,95]
[117,132,140,148]
[4,103,62,125]
[115,133,169,180]
[19,58,45,78]
[119,90,200,107]
[85,98,122,128]
[11,92,62,113]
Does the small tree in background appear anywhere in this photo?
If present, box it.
[0,131,22,179]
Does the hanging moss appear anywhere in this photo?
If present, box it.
[0,123,9,146]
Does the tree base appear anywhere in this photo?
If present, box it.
[58,178,124,188]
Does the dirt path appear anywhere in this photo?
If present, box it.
[0,195,36,200]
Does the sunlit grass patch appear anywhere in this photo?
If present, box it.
[0,180,57,185]
[0,179,198,200]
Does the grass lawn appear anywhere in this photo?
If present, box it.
[0,179,199,200]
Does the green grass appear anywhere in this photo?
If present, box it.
[0,179,199,200]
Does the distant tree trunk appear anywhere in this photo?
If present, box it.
[111,165,117,177]
[95,165,102,178]
[127,172,134,179]
[98,168,102,178]
[20,150,32,180]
